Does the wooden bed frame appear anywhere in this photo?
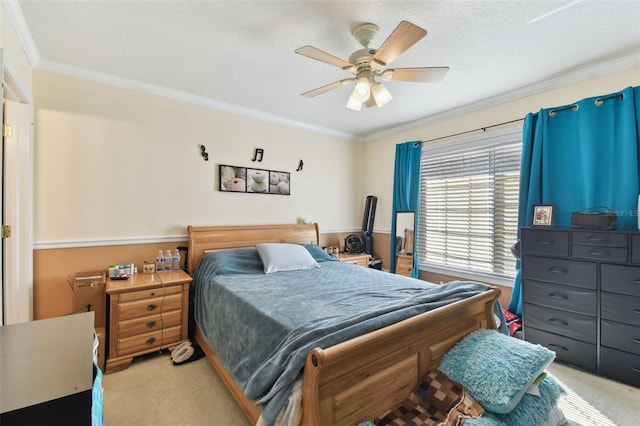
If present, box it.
[187,223,500,426]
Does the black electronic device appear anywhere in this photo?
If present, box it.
[361,195,377,255]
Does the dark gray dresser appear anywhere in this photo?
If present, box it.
[521,227,640,387]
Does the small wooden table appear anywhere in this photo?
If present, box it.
[337,252,371,267]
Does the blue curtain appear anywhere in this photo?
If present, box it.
[391,141,422,276]
[509,86,640,316]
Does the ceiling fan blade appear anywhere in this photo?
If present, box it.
[382,67,449,83]
[295,46,356,73]
[371,21,427,67]
[301,79,355,97]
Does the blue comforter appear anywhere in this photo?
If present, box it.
[192,247,494,425]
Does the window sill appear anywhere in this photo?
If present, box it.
[419,264,515,288]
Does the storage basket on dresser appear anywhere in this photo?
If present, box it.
[520,227,640,387]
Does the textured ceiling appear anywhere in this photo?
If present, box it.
[14,0,640,140]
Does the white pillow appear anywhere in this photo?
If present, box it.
[255,243,320,274]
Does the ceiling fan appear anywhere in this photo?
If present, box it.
[295,21,449,111]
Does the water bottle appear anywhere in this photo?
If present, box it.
[173,249,181,270]
[164,250,173,271]
[156,250,165,272]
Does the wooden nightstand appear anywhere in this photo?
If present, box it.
[105,269,192,374]
[395,254,414,277]
[337,252,370,267]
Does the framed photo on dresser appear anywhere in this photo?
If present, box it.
[531,204,555,227]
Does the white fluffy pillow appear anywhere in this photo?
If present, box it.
[255,243,320,274]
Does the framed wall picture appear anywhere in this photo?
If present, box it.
[219,165,247,192]
[246,168,270,193]
[532,204,555,227]
[269,171,290,195]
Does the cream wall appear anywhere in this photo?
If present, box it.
[33,70,365,245]
[363,66,640,237]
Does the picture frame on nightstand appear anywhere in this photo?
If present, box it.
[532,204,555,227]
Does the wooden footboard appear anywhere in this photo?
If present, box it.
[195,287,500,426]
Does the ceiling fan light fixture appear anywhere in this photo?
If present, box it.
[353,77,371,101]
[346,92,363,111]
[380,69,394,82]
[371,82,392,107]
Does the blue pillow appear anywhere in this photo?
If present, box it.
[438,329,555,414]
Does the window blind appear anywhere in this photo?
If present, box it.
[417,131,521,279]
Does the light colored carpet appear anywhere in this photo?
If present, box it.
[103,353,638,426]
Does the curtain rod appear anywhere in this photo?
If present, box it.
[422,117,525,144]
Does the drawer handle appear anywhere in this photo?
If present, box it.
[547,267,567,274]
[146,337,156,345]
[150,292,155,296]
[586,236,609,242]
[147,303,158,311]
[549,318,569,326]
[548,293,568,300]
[587,249,610,257]
[536,240,553,245]
[548,343,569,351]
[146,321,157,328]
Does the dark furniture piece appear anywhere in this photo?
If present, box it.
[521,227,640,387]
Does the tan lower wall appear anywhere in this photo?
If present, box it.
[33,231,512,320]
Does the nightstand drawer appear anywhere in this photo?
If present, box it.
[601,264,640,296]
[523,279,596,316]
[118,310,182,339]
[118,293,182,321]
[522,256,596,289]
[601,320,640,355]
[117,325,182,356]
[572,244,627,263]
[572,231,627,247]
[119,285,181,302]
[601,292,640,326]
[524,327,596,371]
[524,303,596,343]
[599,347,640,387]
[521,229,569,257]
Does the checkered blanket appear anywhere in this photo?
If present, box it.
[374,370,485,426]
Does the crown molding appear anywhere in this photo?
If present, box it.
[2,0,40,66]
[35,59,361,142]
[364,50,640,141]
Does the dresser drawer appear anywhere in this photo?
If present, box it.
[521,229,569,257]
[601,320,640,355]
[524,303,596,343]
[117,309,182,339]
[118,293,183,321]
[571,244,628,263]
[523,279,596,316]
[522,256,596,289]
[599,347,640,387]
[572,231,627,247]
[601,264,640,296]
[601,292,640,326]
[117,325,182,356]
[119,284,182,302]
[524,327,596,371]
[633,234,640,264]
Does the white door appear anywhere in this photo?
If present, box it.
[2,99,31,324]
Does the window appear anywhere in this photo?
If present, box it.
[417,128,521,282]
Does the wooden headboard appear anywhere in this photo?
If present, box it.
[186,223,320,274]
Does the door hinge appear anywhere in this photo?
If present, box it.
[2,225,11,239]
[3,124,11,137]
